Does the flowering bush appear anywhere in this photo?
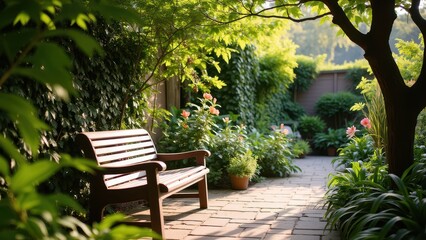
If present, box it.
[158,93,220,154]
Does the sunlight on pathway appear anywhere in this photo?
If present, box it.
[130,156,341,240]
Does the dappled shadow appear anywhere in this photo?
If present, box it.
[124,156,341,239]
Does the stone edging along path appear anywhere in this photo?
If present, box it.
[129,156,341,240]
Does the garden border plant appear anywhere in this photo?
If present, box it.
[0,0,159,239]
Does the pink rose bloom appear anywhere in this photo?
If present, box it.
[203,93,213,100]
[360,117,372,129]
[181,110,190,119]
[346,125,358,138]
[209,106,219,115]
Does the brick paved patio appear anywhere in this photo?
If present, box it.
[128,156,341,239]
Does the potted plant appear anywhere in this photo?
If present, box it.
[292,139,312,158]
[227,150,258,190]
[313,128,348,156]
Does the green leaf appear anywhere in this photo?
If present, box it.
[0,156,10,177]
[11,160,60,193]
[0,29,37,62]
[60,154,99,174]
[47,193,85,214]
[109,224,160,239]
[44,29,103,57]
[13,11,30,26]
[89,0,142,25]
[0,94,48,157]
[0,135,26,166]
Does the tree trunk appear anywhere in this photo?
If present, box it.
[384,96,418,177]
[363,32,419,177]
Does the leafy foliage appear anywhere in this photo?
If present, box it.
[313,128,348,151]
[351,78,388,150]
[326,162,426,239]
[208,45,258,128]
[227,150,258,178]
[291,139,312,158]
[332,135,377,168]
[289,55,319,94]
[158,94,219,154]
[250,131,300,177]
[0,0,156,238]
[346,66,370,94]
[297,115,326,141]
[207,122,250,187]
[315,92,362,129]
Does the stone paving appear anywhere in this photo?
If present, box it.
[129,156,341,239]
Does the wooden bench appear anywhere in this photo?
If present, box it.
[75,129,210,237]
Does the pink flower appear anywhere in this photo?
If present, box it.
[182,123,188,129]
[203,93,213,100]
[360,117,372,129]
[346,125,358,138]
[209,106,220,115]
[222,117,230,123]
[181,110,190,119]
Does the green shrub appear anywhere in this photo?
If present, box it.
[289,55,319,94]
[291,139,312,158]
[207,122,250,187]
[158,93,220,170]
[297,115,326,141]
[346,67,370,93]
[227,150,258,178]
[332,135,376,168]
[251,131,300,177]
[313,128,348,152]
[315,92,362,129]
[325,162,426,239]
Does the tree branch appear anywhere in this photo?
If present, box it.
[203,1,331,25]
[409,0,426,108]
[321,0,366,49]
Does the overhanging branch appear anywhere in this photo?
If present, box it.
[321,0,366,49]
[409,0,426,105]
[203,0,331,25]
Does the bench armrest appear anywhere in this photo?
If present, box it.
[100,161,167,174]
[157,149,211,165]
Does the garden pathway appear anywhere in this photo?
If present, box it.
[130,156,341,240]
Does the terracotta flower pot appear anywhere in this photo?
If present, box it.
[230,175,249,190]
[327,147,337,156]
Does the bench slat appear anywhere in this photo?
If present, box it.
[82,129,149,139]
[95,141,155,155]
[91,135,152,148]
[97,147,157,163]
[100,154,158,168]
[105,171,147,188]
[107,166,208,191]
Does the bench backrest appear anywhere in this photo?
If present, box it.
[76,129,158,188]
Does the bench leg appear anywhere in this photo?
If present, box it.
[149,197,165,237]
[198,176,208,209]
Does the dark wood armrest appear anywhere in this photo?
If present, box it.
[100,161,167,174]
[157,149,211,165]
